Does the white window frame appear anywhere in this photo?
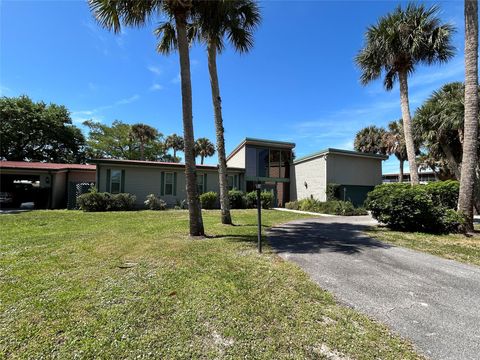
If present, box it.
[164,172,174,196]
[110,169,122,194]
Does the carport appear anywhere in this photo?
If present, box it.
[0,161,96,209]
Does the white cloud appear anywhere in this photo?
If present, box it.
[149,83,164,91]
[148,65,162,75]
[71,94,140,123]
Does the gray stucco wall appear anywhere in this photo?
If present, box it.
[290,156,327,202]
[326,154,383,186]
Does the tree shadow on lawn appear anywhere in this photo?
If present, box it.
[267,220,391,255]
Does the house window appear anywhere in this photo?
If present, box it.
[165,172,174,195]
[110,170,122,194]
[227,175,234,190]
[197,174,205,194]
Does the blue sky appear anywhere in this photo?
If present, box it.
[1,0,466,173]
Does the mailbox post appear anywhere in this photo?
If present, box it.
[256,183,262,253]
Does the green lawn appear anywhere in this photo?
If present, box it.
[1,210,421,359]
[368,225,480,267]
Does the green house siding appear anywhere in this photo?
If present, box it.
[337,185,374,207]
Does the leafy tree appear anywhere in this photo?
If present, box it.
[353,125,387,154]
[84,120,167,161]
[414,82,480,213]
[194,137,215,164]
[165,133,185,160]
[89,0,204,236]
[356,3,455,185]
[383,119,420,182]
[0,95,85,163]
[458,0,479,232]
[130,123,159,160]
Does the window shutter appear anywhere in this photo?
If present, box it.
[160,172,165,196]
[121,170,125,193]
[203,173,207,193]
[234,174,238,190]
[106,169,111,193]
[173,172,177,196]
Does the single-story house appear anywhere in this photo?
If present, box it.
[290,148,387,206]
[90,158,245,208]
[1,138,387,209]
[0,161,96,209]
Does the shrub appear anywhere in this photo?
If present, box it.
[285,201,299,210]
[365,182,462,234]
[77,189,136,212]
[245,191,257,208]
[326,183,341,201]
[109,193,136,211]
[424,180,459,209]
[228,189,246,209]
[200,191,218,209]
[77,189,109,212]
[260,191,274,209]
[144,194,167,210]
[296,198,366,216]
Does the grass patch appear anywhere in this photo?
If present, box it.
[367,225,480,267]
[1,210,421,359]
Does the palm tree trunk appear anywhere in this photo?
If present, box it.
[440,142,462,180]
[398,70,419,185]
[399,159,404,182]
[207,43,232,225]
[458,0,479,232]
[173,149,177,159]
[201,155,204,165]
[140,142,145,161]
[174,10,204,236]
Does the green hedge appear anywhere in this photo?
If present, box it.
[285,198,367,216]
[365,181,463,234]
[200,191,218,209]
[228,189,246,209]
[77,189,136,212]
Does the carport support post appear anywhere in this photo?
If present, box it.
[256,184,262,253]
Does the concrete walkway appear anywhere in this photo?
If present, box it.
[268,216,480,360]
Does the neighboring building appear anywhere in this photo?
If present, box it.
[91,158,244,208]
[290,148,387,206]
[0,161,96,209]
[383,171,438,183]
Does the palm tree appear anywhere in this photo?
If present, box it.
[89,0,204,236]
[353,125,387,154]
[383,120,420,182]
[356,3,455,185]
[130,123,158,160]
[458,0,479,232]
[194,0,260,224]
[165,133,185,160]
[194,137,215,164]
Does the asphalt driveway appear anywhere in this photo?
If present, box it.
[268,215,480,360]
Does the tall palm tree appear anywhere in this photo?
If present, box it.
[130,123,158,160]
[194,137,215,164]
[353,125,387,154]
[165,133,185,159]
[458,0,479,232]
[356,3,455,185]
[156,0,260,225]
[89,0,204,236]
[195,0,260,224]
